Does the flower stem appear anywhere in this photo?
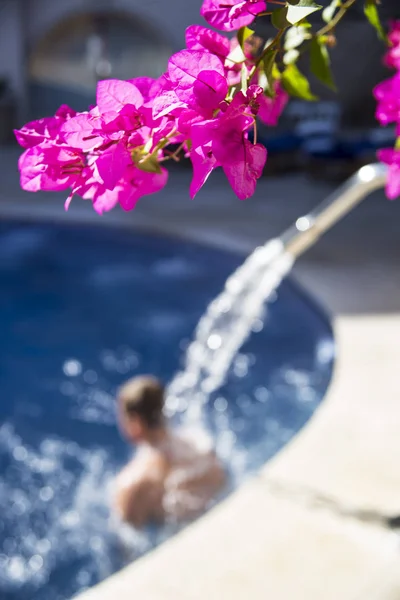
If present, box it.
[317,0,357,37]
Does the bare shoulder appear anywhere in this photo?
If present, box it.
[114,450,168,527]
[116,449,168,489]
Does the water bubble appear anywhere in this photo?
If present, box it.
[61,511,80,528]
[284,369,309,387]
[165,396,180,413]
[177,398,189,412]
[60,381,76,396]
[37,539,52,554]
[29,554,44,572]
[299,387,316,403]
[12,499,27,516]
[254,387,270,403]
[218,297,232,313]
[316,339,335,364]
[90,536,103,551]
[233,355,249,378]
[8,555,25,581]
[63,359,82,377]
[13,445,28,462]
[39,487,54,502]
[77,569,91,586]
[207,334,222,350]
[296,216,311,232]
[83,370,98,385]
[116,360,131,374]
[214,397,228,413]
[101,352,116,371]
[251,319,264,333]
[268,290,278,303]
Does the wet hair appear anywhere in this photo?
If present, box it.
[118,376,165,429]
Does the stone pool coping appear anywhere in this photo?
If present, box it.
[0,154,399,599]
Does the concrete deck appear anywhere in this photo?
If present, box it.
[1,147,400,599]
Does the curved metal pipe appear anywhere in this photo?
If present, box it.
[280,163,388,259]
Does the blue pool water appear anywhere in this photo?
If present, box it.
[0,221,334,600]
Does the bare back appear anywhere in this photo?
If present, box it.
[115,430,226,527]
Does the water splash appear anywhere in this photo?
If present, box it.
[167,240,294,420]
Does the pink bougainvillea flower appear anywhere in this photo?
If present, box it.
[94,142,132,190]
[60,111,104,151]
[257,81,289,126]
[92,166,169,214]
[168,50,226,108]
[185,25,251,87]
[385,21,400,71]
[96,79,144,115]
[185,25,231,59]
[18,143,85,192]
[14,105,76,149]
[190,85,267,199]
[153,50,228,121]
[377,147,400,200]
[373,72,400,132]
[200,0,266,32]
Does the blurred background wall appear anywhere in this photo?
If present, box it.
[0,0,399,150]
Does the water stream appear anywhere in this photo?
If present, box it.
[168,239,294,421]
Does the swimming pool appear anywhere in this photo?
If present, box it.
[0,221,334,600]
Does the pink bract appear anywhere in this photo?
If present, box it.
[200,0,266,32]
[385,20,400,71]
[378,148,400,200]
[257,81,289,126]
[374,73,400,133]
[190,86,267,199]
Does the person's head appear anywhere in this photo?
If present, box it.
[117,375,165,444]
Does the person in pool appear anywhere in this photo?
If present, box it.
[114,375,226,528]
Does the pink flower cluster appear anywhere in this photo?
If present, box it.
[15,1,288,213]
[374,21,400,199]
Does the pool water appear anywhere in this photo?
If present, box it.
[0,221,334,600]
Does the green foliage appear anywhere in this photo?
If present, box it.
[272,1,321,30]
[282,63,317,100]
[364,0,387,42]
[286,0,322,25]
[310,37,336,90]
[237,26,255,50]
[322,0,341,23]
[261,46,279,92]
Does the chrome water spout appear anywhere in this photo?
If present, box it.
[281,163,387,259]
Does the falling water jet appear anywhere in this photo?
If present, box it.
[167,164,387,421]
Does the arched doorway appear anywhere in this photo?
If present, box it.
[29,11,172,119]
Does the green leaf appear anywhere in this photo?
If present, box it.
[284,49,300,65]
[322,0,340,23]
[310,37,336,90]
[282,63,317,100]
[134,150,162,174]
[364,0,387,42]
[240,63,248,94]
[284,25,309,50]
[272,6,290,29]
[237,26,254,50]
[262,47,279,92]
[286,0,322,25]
